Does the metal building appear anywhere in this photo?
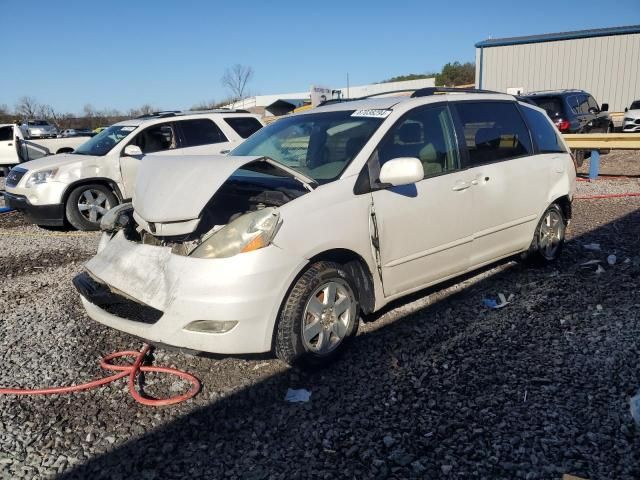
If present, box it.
[475,25,640,112]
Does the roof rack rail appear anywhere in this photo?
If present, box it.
[136,110,181,119]
[411,87,501,97]
[523,89,584,95]
[318,89,418,107]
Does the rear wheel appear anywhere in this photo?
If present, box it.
[275,261,360,368]
[526,204,566,264]
[65,184,117,231]
[573,150,585,167]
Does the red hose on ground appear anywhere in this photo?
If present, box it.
[575,193,640,200]
[0,344,201,406]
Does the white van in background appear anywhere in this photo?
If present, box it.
[4,110,264,230]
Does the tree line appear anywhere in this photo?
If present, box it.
[381,61,476,87]
[0,97,162,130]
[0,64,256,129]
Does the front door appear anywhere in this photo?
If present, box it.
[0,126,18,167]
[370,104,474,297]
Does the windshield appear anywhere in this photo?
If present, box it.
[74,125,137,156]
[231,110,385,183]
[631,101,640,110]
[29,120,49,126]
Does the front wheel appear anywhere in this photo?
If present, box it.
[526,204,566,264]
[65,184,117,231]
[275,261,360,368]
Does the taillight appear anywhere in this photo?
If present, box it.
[555,119,570,132]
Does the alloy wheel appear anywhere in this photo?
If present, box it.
[77,189,112,223]
[301,279,356,355]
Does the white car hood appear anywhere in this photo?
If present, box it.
[133,154,314,224]
[18,153,100,171]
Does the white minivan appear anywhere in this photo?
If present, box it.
[75,89,575,367]
[4,111,263,230]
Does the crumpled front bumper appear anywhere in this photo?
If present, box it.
[76,231,306,354]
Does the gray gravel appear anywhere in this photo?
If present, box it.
[1,179,640,479]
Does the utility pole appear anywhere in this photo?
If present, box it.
[346,73,350,99]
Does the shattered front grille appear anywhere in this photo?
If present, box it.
[5,167,27,188]
[73,272,163,325]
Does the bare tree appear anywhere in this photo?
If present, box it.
[15,96,40,120]
[221,64,254,101]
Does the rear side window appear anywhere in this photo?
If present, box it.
[178,119,227,147]
[521,106,566,154]
[0,126,13,141]
[529,97,565,119]
[224,117,263,138]
[454,102,533,165]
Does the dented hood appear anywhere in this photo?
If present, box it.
[133,154,314,224]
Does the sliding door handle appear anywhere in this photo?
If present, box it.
[452,182,471,191]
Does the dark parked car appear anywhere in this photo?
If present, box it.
[521,90,614,165]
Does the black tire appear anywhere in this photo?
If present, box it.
[573,150,585,167]
[65,184,118,231]
[275,261,360,368]
[525,204,566,265]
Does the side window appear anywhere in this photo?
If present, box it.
[178,119,227,147]
[521,106,567,154]
[378,105,459,177]
[455,101,533,165]
[567,95,580,114]
[577,95,590,114]
[0,126,13,141]
[133,123,177,154]
[224,117,263,139]
[587,96,599,112]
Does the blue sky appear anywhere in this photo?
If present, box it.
[1,0,638,114]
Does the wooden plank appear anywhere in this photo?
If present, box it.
[563,133,640,150]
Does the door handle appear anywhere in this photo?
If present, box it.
[471,179,478,185]
[7,143,12,146]
[452,182,471,191]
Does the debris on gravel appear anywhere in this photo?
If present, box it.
[1,174,639,479]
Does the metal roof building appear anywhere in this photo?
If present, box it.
[475,25,640,112]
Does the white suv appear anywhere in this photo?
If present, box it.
[75,89,575,367]
[4,110,264,230]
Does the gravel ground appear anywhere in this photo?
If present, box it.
[0,175,640,479]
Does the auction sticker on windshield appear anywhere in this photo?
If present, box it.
[351,109,392,118]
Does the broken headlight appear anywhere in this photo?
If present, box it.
[100,203,133,233]
[190,207,280,259]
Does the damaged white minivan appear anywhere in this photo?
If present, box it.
[75,89,576,366]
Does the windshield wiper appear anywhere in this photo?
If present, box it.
[260,156,318,190]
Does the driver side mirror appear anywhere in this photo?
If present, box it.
[379,157,424,187]
[601,103,609,112]
[123,144,143,156]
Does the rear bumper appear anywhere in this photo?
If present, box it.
[3,192,65,226]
